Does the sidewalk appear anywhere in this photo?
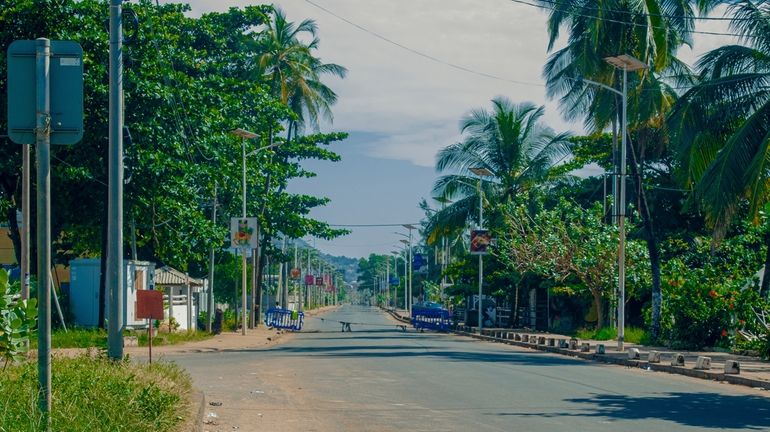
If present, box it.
[388,309,770,391]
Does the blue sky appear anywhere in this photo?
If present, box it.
[176,0,737,257]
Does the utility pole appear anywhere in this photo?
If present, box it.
[206,182,217,332]
[21,144,29,300]
[107,0,125,360]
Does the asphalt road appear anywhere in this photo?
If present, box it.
[170,305,770,432]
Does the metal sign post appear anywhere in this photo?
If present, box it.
[7,37,84,428]
[137,290,164,364]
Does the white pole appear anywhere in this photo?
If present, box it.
[618,66,628,352]
[241,138,247,336]
[478,178,483,333]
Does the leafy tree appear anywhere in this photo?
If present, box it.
[535,0,712,340]
[670,1,770,296]
[0,269,37,369]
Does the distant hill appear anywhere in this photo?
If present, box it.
[295,239,358,283]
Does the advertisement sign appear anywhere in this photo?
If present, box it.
[412,253,424,270]
[389,276,400,286]
[315,276,324,286]
[470,230,491,255]
[230,218,258,250]
[290,268,301,279]
[304,274,314,285]
[136,290,164,320]
[471,294,497,327]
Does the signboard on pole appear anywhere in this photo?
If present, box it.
[7,40,84,145]
[290,268,301,279]
[315,276,324,286]
[230,218,258,249]
[412,253,424,270]
[389,276,400,286]
[136,290,164,320]
[470,230,491,255]
[304,274,314,285]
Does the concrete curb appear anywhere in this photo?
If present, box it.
[452,330,770,391]
[180,389,206,432]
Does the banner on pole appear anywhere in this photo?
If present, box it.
[230,218,258,250]
[470,230,491,255]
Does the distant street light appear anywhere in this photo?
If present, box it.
[470,167,493,333]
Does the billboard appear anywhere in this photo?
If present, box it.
[470,230,491,255]
[230,218,258,250]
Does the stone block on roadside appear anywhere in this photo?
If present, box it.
[595,344,606,355]
[580,343,590,352]
[671,353,685,367]
[569,339,578,350]
[123,336,138,347]
[724,359,740,374]
[648,351,661,363]
[695,356,712,370]
[627,348,640,360]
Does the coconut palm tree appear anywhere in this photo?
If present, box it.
[428,98,571,236]
[256,7,347,139]
[670,0,770,296]
[535,0,709,340]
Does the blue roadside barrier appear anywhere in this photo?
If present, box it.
[264,307,304,331]
[411,307,451,331]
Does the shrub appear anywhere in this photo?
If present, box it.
[0,269,37,369]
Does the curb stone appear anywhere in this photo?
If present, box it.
[452,330,770,391]
[179,389,205,432]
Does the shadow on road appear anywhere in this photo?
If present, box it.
[491,392,770,430]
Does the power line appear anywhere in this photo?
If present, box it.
[304,0,545,87]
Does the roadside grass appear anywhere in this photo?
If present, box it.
[30,328,213,349]
[0,353,192,432]
[139,330,212,346]
[574,327,651,345]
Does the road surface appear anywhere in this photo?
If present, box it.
[169,305,770,432]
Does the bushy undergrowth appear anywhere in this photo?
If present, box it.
[0,353,192,432]
[574,327,650,344]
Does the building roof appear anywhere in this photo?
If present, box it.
[154,266,204,287]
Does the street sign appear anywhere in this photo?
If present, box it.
[389,276,400,286]
[136,290,164,320]
[315,276,324,286]
[7,40,84,145]
[230,218,258,250]
[304,274,314,285]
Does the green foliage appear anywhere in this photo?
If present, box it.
[660,258,767,349]
[0,269,37,369]
[139,330,211,347]
[575,327,650,345]
[0,353,191,431]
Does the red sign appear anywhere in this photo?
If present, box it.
[304,274,314,285]
[291,268,301,279]
[136,290,164,320]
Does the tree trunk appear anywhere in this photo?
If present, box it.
[760,230,770,298]
[627,140,662,341]
[6,205,21,266]
[593,289,604,329]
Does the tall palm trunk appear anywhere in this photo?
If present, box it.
[627,138,662,341]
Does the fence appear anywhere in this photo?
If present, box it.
[264,307,304,331]
[411,307,452,332]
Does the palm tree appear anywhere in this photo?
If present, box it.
[256,7,347,139]
[535,0,708,340]
[430,98,571,233]
[670,1,770,296]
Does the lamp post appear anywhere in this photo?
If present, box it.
[391,251,403,309]
[469,167,493,333]
[398,239,409,311]
[402,224,418,312]
[578,55,647,351]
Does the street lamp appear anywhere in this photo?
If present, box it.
[603,54,647,352]
[576,55,647,351]
[469,167,493,333]
[230,128,257,335]
[391,250,404,309]
[402,224,418,312]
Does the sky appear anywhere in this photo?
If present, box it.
[174,0,737,258]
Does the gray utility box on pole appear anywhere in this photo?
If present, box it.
[7,40,83,145]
